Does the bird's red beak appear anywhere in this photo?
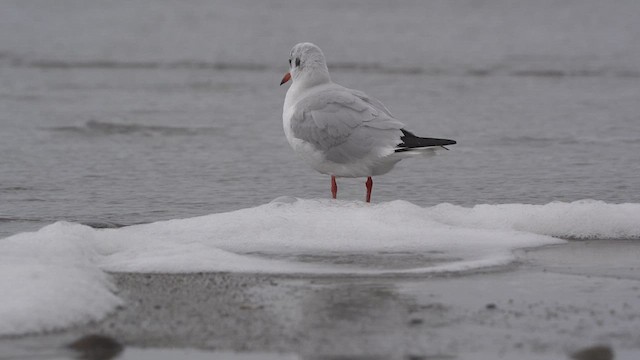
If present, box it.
[280,72,291,86]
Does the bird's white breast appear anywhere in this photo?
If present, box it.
[282,82,332,151]
[283,85,324,171]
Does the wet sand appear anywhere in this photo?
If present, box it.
[2,240,639,360]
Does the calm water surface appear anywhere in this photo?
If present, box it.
[1,0,639,238]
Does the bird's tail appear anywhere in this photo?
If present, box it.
[394,129,456,153]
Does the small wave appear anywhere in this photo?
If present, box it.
[0,186,33,192]
[0,216,131,228]
[16,58,427,75]
[81,221,129,229]
[330,62,428,75]
[512,69,640,79]
[499,135,579,146]
[501,135,640,146]
[2,52,639,78]
[0,217,30,223]
[510,69,599,78]
[46,120,220,137]
[0,216,52,224]
[10,58,268,71]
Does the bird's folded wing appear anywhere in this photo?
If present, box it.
[349,89,394,118]
[290,89,405,162]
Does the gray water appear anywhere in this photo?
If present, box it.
[1,0,639,239]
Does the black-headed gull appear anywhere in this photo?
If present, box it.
[280,43,456,203]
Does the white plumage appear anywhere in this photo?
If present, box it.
[281,43,455,202]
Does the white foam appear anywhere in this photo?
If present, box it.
[94,198,565,274]
[0,223,122,336]
[428,199,640,239]
[1,199,639,336]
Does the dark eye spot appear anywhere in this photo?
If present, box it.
[295,57,301,67]
[289,59,291,66]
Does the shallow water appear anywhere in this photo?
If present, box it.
[2,0,639,239]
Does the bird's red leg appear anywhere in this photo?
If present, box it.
[331,175,338,199]
[365,177,373,203]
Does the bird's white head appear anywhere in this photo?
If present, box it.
[280,42,331,88]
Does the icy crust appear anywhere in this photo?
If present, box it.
[94,198,567,274]
[1,199,639,336]
[428,200,640,240]
[0,224,122,336]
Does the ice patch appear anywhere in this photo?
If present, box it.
[1,199,639,336]
[89,198,569,274]
[428,200,640,239]
[0,223,122,336]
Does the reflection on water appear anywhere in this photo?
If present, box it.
[68,335,123,360]
[243,251,455,271]
[46,120,221,137]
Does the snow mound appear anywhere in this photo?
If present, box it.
[1,199,638,336]
[428,200,640,240]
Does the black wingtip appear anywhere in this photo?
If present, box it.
[396,129,456,152]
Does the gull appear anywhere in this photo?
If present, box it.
[280,43,456,203]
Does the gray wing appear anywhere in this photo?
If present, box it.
[290,88,405,164]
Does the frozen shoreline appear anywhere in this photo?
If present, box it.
[5,199,640,337]
[2,239,639,360]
